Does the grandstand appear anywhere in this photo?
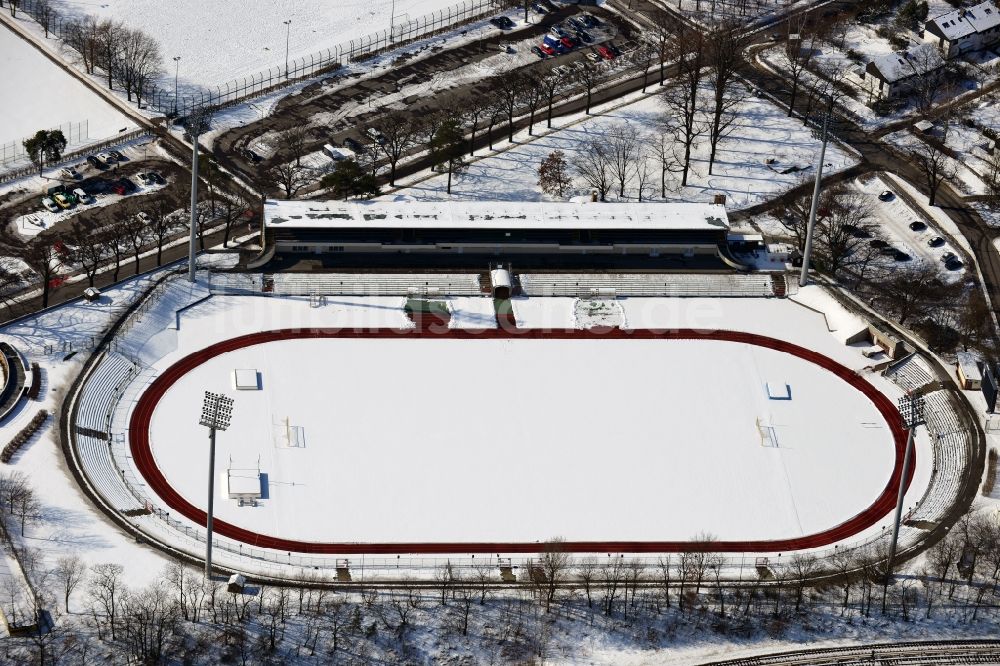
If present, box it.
[268,272,483,296]
[883,354,936,393]
[518,272,776,298]
[262,200,745,269]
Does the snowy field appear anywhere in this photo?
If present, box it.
[0,24,136,154]
[149,333,896,544]
[390,89,858,208]
[51,0,468,88]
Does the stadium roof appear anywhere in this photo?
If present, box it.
[263,200,730,232]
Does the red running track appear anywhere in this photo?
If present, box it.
[127,328,911,555]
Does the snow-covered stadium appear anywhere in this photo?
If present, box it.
[48,202,979,583]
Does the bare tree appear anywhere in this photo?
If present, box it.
[492,71,525,142]
[606,122,641,199]
[541,71,566,130]
[574,139,613,201]
[89,562,125,640]
[35,0,58,38]
[283,126,311,167]
[521,72,545,136]
[269,162,310,198]
[70,223,107,287]
[55,556,86,614]
[0,234,62,308]
[538,538,570,613]
[910,133,955,207]
[662,28,706,187]
[115,27,162,105]
[370,110,420,185]
[147,198,174,265]
[705,23,749,175]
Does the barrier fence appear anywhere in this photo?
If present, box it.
[1,120,89,168]
[13,0,515,119]
[0,129,149,183]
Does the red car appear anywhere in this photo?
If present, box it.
[111,182,127,195]
[560,36,576,49]
[539,43,556,56]
[597,45,615,60]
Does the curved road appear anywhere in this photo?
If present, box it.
[698,639,1000,665]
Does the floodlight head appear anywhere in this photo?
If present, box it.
[898,393,926,430]
[200,391,234,431]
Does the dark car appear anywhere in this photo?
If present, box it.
[869,238,889,249]
[490,16,515,29]
[893,250,912,262]
[531,45,546,58]
[552,25,571,37]
[147,171,165,185]
[581,13,601,27]
[945,257,964,270]
[908,220,927,232]
[109,149,126,162]
[927,236,945,247]
[532,2,547,13]
[539,0,557,10]
[86,155,104,169]
[575,30,594,43]
[110,181,127,196]
[118,177,138,194]
[343,137,366,154]
[568,16,587,30]
[242,148,263,164]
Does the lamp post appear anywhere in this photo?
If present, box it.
[799,97,834,288]
[173,56,181,116]
[199,391,234,579]
[186,107,210,283]
[284,20,292,79]
[882,392,925,612]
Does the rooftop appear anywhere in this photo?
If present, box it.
[868,45,944,82]
[263,201,730,232]
[926,1,1000,40]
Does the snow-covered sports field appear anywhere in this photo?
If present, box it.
[51,0,466,88]
[98,288,927,555]
[0,25,136,152]
[147,333,897,545]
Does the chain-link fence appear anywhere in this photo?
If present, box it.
[1,120,89,168]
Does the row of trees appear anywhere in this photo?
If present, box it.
[61,13,163,105]
[5,511,1000,664]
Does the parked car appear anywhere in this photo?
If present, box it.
[73,188,93,204]
[110,181,127,195]
[597,44,615,60]
[560,35,577,49]
[136,172,153,186]
[241,148,263,164]
[878,189,894,201]
[580,13,601,27]
[552,64,572,76]
[120,177,138,193]
[552,25,571,37]
[893,250,912,262]
[941,251,957,263]
[86,155,103,169]
[365,127,386,144]
[531,45,546,58]
[927,235,945,247]
[945,257,964,270]
[531,2,547,13]
[109,149,126,162]
[539,0,557,11]
[97,151,116,165]
[60,166,81,180]
[908,220,927,231]
[343,137,365,154]
[489,16,515,29]
[575,30,594,43]
[539,43,556,56]
[41,197,60,213]
[586,51,601,63]
[568,16,587,30]
[53,193,73,209]
[147,171,165,185]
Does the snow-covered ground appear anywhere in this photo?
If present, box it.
[51,0,480,89]
[389,88,858,208]
[0,24,137,159]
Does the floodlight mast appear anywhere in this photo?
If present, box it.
[882,392,925,612]
[199,391,234,579]
[799,97,834,288]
